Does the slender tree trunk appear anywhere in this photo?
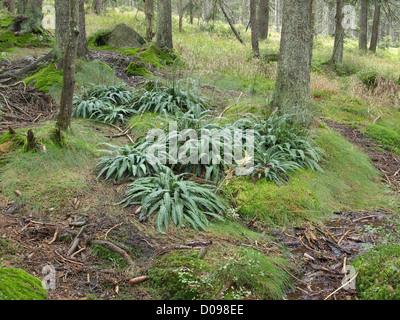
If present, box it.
[93,0,102,14]
[369,0,381,53]
[359,0,368,51]
[189,0,194,24]
[54,0,88,60]
[275,0,280,33]
[57,0,80,131]
[331,0,344,65]
[242,0,249,25]
[156,0,173,49]
[250,0,259,56]
[272,0,313,113]
[257,0,269,40]
[219,0,245,45]
[178,0,183,33]
[77,0,90,58]
[145,0,154,41]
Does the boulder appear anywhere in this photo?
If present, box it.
[107,23,146,49]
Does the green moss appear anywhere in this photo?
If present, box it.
[360,71,378,89]
[25,64,63,93]
[353,244,400,300]
[120,48,141,56]
[365,124,400,153]
[0,239,17,255]
[148,250,210,300]
[0,16,14,28]
[126,61,152,76]
[0,28,52,52]
[0,131,25,152]
[87,28,114,50]
[89,244,129,270]
[225,129,392,227]
[0,267,47,300]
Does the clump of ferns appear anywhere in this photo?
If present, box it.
[227,112,324,183]
[130,81,208,115]
[96,140,168,181]
[118,168,226,233]
[73,84,137,125]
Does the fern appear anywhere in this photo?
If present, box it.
[96,142,167,181]
[118,169,225,233]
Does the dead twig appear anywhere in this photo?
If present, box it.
[91,240,135,266]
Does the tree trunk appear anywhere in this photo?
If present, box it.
[14,0,43,32]
[369,0,381,53]
[156,0,173,49]
[54,0,89,60]
[178,0,183,33]
[272,0,313,113]
[331,0,344,65]
[57,0,80,131]
[257,0,269,40]
[359,0,368,51]
[77,0,90,58]
[275,0,280,33]
[219,0,245,45]
[145,0,154,41]
[250,0,259,56]
[189,0,194,25]
[93,0,102,15]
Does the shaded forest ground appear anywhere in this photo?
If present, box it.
[0,9,400,300]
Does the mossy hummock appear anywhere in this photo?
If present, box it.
[0,267,47,300]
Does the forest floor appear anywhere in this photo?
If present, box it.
[1,10,400,301]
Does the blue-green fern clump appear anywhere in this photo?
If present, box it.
[73,84,137,124]
[118,169,225,233]
[130,82,209,115]
[225,113,324,183]
[96,142,167,181]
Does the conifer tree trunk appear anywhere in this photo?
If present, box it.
[56,0,79,131]
[272,0,313,113]
[257,0,269,40]
[250,0,259,56]
[331,0,344,65]
[156,0,173,49]
[145,0,154,41]
[369,0,381,53]
[359,0,368,51]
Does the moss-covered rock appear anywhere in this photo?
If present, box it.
[107,23,145,49]
[0,267,47,300]
[126,61,152,76]
[353,244,400,300]
[0,27,53,52]
[25,64,63,93]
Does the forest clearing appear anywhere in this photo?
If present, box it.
[0,0,400,305]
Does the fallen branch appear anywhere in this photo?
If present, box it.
[91,240,135,266]
[67,226,86,256]
[324,272,359,300]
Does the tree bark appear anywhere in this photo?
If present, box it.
[369,0,381,53]
[250,0,259,56]
[145,0,154,41]
[257,0,269,40]
[15,0,43,32]
[93,0,102,14]
[359,0,368,51]
[178,0,183,33]
[54,0,89,60]
[272,0,313,113]
[156,0,173,49]
[331,0,344,65]
[57,0,80,131]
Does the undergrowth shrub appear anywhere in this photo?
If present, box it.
[130,81,208,115]
[118,169,225,233]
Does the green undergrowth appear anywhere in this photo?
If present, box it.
[365,124,400,155]
[146,246,291,300]
[0,120,114,211]
[353,244,400,300]
[0,267,47,300]
[225,128,393,227]
[25,59,122,101]
[0,28,53,53]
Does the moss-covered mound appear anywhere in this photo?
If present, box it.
[88,24,145,50]
[353,244,400,300]
[0,23,53,52]
[25,64,63,93]
[365,124,400,154]
[0,267,47,300]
